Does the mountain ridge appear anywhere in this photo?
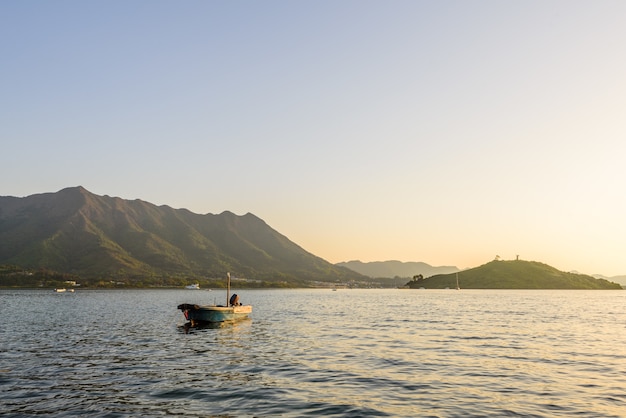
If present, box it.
[0,186,364,284]
[336,260,459,278]
[593,274,626,286]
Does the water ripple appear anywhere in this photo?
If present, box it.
[1,289,625,417]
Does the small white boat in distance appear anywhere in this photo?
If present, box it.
[185,284,200,290]
[54,288,67,292]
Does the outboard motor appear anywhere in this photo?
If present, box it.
[229,293,240,306]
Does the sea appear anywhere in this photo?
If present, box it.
[1,288,625,417]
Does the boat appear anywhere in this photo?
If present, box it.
[54,288,67,292]
[185,283,200,290]
[456,272,460,290]
[177,273,252,325]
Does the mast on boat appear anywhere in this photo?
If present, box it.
[226,272,231,306]
[456,272,460,290]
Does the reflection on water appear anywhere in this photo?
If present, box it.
[1,289,625,417]
[179,317,252,333]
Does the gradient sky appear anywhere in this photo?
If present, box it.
[2,1,625,276]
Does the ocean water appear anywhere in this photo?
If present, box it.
[1,288,625,417]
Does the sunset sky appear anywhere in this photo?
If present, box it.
[2,1,625,276]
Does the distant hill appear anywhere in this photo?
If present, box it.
[405,260,622,289]
[0,187,365,285]
[594,274,626,287]
[337,260,459,278]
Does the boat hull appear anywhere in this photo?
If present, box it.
[178,304,252,324]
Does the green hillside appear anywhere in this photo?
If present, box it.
[0,187,364,285]
[406,260,622,290]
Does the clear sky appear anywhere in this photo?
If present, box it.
[2,1,625,276]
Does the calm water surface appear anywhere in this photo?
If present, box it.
[1,288,625,417]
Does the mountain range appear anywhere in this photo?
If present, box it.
[0,187,364,285]
[2,187,623,289]
[336,260,458,278]
[337,260,626,287]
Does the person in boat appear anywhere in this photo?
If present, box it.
[229,293,242,306]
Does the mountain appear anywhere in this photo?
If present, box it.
[594,274,626,286]
[0,187,364,285]
[405,260,622,289]
[337,260,459,278]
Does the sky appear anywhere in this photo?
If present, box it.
[2,1,625,276]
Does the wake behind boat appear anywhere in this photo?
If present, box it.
[178,273,251,326]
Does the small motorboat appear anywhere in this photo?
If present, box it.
[178,273,251,326]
